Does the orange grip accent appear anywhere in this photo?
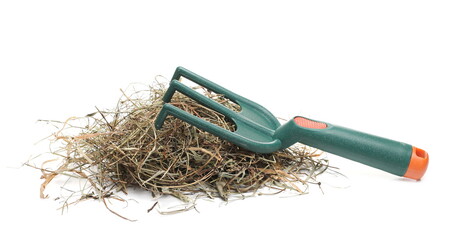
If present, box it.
[294,117,327,129]
[403,146,429,180]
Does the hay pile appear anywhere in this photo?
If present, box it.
[33,80,328,218]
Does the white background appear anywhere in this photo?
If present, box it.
[1,1,448,239]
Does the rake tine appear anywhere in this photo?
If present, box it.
[156,103,237,142]
[161,83,178,103]
[155,103,281,153]
[162,80,276,136]
[171,67,240,102]
[166,80,237,119]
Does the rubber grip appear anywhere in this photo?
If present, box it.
[294,117,327,129]
[274,116,429,179]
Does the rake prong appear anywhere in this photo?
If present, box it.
[172,67,241,102]
[161,67,194,103]
[155,103,281,153]
[169,80,237,119]
[170,67,281,130]
[161,83,178,103]
[156,103,238,143]
[166,80,276,137]
[154,104,170,129]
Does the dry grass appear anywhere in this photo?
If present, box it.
[29,80,329,219]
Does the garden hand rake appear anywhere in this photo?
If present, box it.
[155,67,429,180]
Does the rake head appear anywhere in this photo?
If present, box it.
[155,66,282,153]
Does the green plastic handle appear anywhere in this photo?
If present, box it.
[274,116,428,179]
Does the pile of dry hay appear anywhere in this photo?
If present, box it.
[32,80,329,218]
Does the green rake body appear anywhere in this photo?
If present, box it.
[155,67,429,180]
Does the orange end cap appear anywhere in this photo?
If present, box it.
[403,146,429,180]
